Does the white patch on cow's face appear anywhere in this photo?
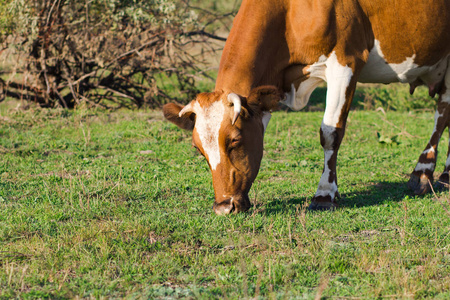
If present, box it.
[323,51,353,127]
[194,101,225,170]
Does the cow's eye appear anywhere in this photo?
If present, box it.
[229,137,241,149]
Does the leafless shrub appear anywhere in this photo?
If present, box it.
[0,0,230,109]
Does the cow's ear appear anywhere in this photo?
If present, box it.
[163,102,195,131]
[247,86,283,112]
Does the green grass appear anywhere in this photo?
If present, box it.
[1,102,450,298]
[306,84,436,112]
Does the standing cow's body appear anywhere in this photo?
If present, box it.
[164,0,450,213]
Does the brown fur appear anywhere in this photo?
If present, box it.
[165,0,450,213]
[217,0,450,95]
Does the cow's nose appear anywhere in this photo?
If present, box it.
[213,198,235,215]
[213,195,251,215]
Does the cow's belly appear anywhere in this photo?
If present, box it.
[359,57,429,84]
[283,40,449,111]
[358,40,448,87]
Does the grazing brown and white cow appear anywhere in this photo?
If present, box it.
[164,0,450,214]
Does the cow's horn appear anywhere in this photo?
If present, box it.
[178,102,195,117]
[227,93,241,125]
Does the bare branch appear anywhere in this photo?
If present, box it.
[183,30,227,42]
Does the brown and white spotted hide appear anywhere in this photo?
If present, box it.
[164,0,450,213]
[163,87,282,214]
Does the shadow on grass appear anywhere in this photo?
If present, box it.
[261,180,416,215]
[340,181,412,208]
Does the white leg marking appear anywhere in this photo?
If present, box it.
[315,149,338,198]
[412,111,440,173]
[415,67,450,173]
[429,110,444,136]
[315,52,353,199]
[441,70,450,168]
[414,163,435,172]
[194,101,225,170]
[422,147,435,155]
[323,52,353,127]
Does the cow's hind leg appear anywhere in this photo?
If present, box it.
[436,93,450,189]
[409,68,450,194]
[309,54,359,210]
[437,129,450,188]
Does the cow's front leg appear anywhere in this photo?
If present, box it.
[408,83,450,194]
[309,54,358,210]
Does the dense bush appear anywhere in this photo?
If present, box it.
[354,85,437,111]
[0,0,230,108]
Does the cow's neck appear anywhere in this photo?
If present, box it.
[215,0,289,97]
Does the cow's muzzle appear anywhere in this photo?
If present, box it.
[213,195,251,215]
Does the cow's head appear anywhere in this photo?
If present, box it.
[163,86,283,215]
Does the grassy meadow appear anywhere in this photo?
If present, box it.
[1,90,450,298]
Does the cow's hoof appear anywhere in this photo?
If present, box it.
[435,172,449,190]
[308,195,338,211]
[407,173,432,195]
